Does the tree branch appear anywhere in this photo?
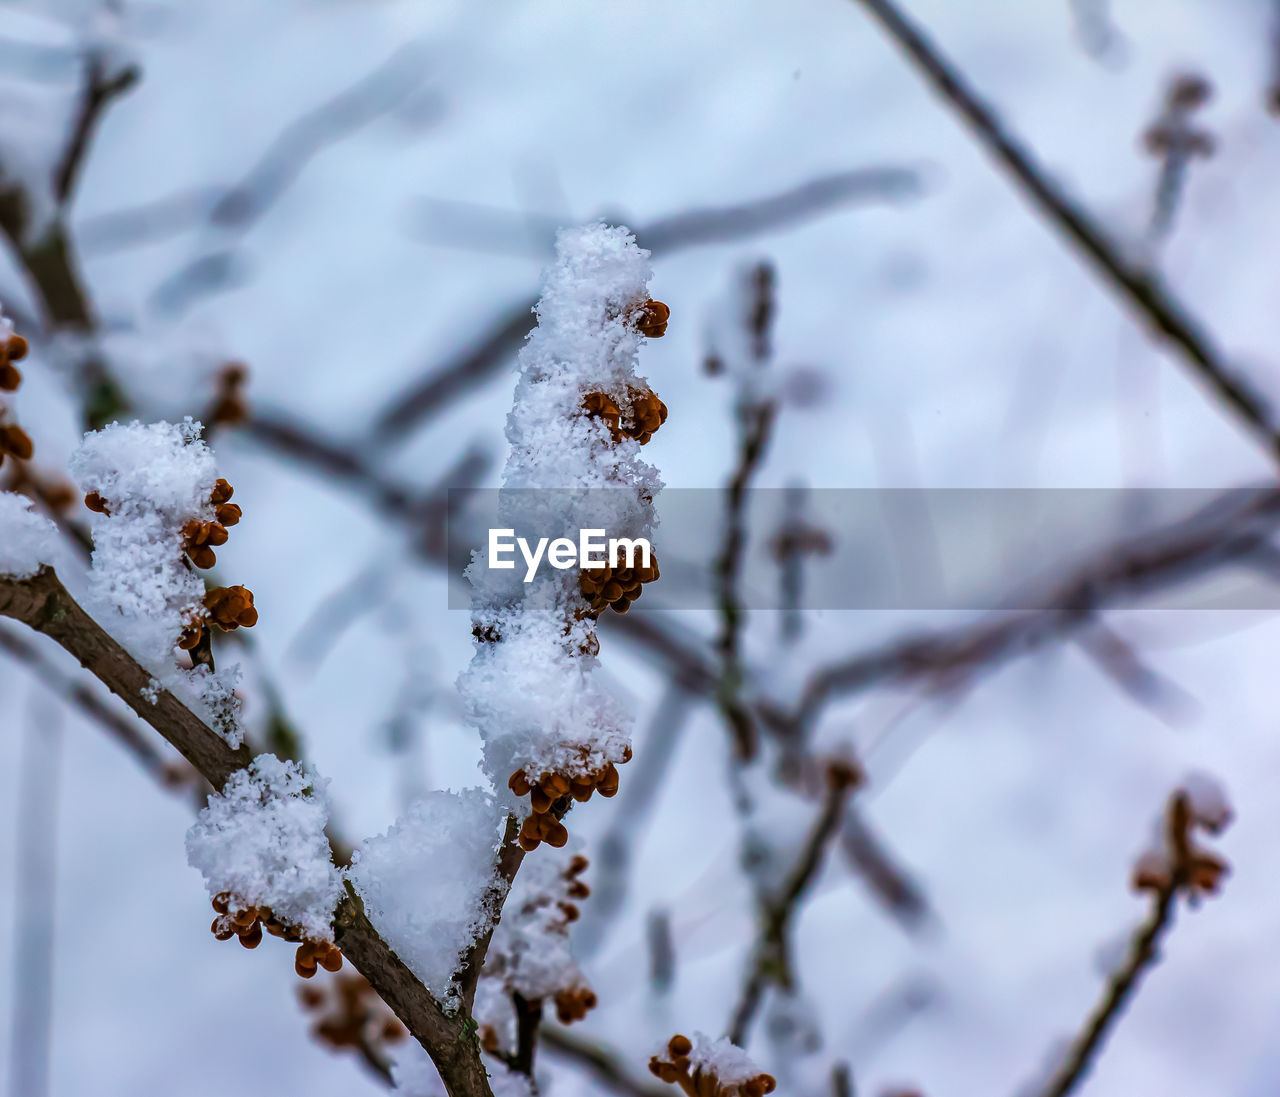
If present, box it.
[0,567,498,1097]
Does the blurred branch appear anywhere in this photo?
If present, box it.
[410,166,923,257]
[80,39,436,254]
[728,765,858,1045]
[541,1026,670,1097]
[0,567,504,1097]
[375,166,923,447]
[840,805,932,931]
[846,0,1280,468]
[0,622,179,789]
[55,54,140,207]
[772,485,1280,735]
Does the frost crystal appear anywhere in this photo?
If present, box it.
[185,755,343,943]
[0,491,57,579]
[349,789,507,1008]
[460,222,661,796]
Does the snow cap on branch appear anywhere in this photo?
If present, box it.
[185,754,344,944]
[70,418,216,665]
[462,222,662,804]
[349,788,508,1010]
[0,491,57,578]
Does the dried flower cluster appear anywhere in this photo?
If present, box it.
[649,1035,777,1097]
[298,972,406,1053]
[0,322,32,467]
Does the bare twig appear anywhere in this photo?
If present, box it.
[846,0,1280,468]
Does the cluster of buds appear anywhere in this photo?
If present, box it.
[1132,782,1231,901]
[649,1035,777,1097]
[1142,73,1215,158]
[297,972,405,1053]
[634,298,670,338]
[509,752,629,851]
[183,478,243,569]
[582,387,669,446]
[0,327,32,468]
[210,892,343,978]
[210,363,249,426]
[579,556,660,617]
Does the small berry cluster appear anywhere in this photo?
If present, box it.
[297,972,405,1053]
[509,751,629,851]
[210,892,343,978]
[579,557,660,617]
[582,387,669,447]
[0,329,32,467]
[649,1035,777,1097]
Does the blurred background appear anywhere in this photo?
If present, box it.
[3,0,1280,1094]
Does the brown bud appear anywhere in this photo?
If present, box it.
[544,817,569,848]
[668,1034,692,1057]
[216,503,242,527]
[190,546,216,569]
[0,424,33,460]
[211,478,234,505]
[0,362,20,391]
[238,922,264,949]
[212,918,235,941]
[509,770,531,797]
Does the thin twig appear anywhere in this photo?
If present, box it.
[727,768,856,1045]
[846,0,1280,468]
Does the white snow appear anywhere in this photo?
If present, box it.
[69,417,247,744]
[461,223,661,795]
[70,418,216,664]
[674,1032,767,1088]
[0,491,57,579]
[348,788,507,1009]
[185,754,343,943]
